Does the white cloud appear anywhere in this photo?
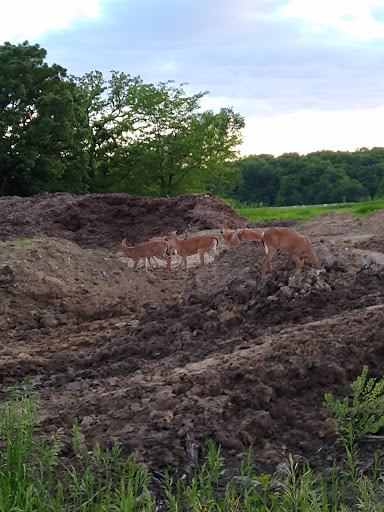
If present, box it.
[0,0,101,43]
[282,0,384,40]
[240,107,384,156]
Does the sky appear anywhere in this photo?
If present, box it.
[2,0,384,157]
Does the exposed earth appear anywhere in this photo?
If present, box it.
[1,193,384,503]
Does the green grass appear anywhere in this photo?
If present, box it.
[236,199,384,223]
[2,237,38,245]
[3,371,384,511]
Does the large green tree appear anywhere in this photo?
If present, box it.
[71,70,146,189]
[73,74,244,196]
[0,41,88,196]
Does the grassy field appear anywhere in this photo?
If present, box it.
[236,199,384,223]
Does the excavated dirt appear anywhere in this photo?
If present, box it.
[1,193,384,503]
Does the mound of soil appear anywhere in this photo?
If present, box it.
[1,193,384,505]
[0,193,251,248]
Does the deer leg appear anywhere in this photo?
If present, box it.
[261,247,276,276]
[157,254,171,272]
[197,249,205,269]
[309,250,321,270]
[184,256,190,274]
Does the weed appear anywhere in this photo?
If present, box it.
[323,365,384,443]
[3,373,384,511]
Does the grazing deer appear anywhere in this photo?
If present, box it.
[115,238,171,271]
[220,225,263,247]
[237,229,263,243]
[170,231,219,274]
[221,225,271,270]
[260,227,320,276]
[220,225,241,247]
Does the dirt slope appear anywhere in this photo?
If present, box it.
[0,193,251,248]
[1,193,384,497]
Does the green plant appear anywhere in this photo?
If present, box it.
[0,383,61,511]
[0,387,154,511]
[163,442,274,511]
[323,366,384,443]
[278,455,322,512]
[5,381,384,510]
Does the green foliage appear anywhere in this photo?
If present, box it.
[5,41,384,203]
[0,383,61,511]
[0,43,243,198]
[323,366,384,443]
[163,441,271,511]
[229,148,384,207]
[0,386,153,511]
[71,73,244,196]
[4,387,384,510]
[0,41,89,196]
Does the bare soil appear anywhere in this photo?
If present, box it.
[1,193,384,501]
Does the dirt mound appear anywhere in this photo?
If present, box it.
[0,193,251,248]
[1,193,384,502]
[300,210,360,235]
[301,208,384,239]
[0,237,185,335]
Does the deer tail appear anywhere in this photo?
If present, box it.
[261,232,268,254]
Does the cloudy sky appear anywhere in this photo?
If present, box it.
[2,0,384,157]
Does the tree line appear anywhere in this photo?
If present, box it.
[227,148,384,206]
[2,41,384,204]
[0,41,244,197]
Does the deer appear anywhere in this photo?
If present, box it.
[220,225,241,247]
[170,231,219,274]
[115,238,171,272]
[220,225,272,270]
[220,225,263,246]
[260,227,320,276]
[148,235,183,269]
[237,229,263,243]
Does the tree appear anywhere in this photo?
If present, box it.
[130,101,245,196]
[73,74,244,196]
[0,41,88,196]
[330,178,368,203]
[228,149,384,206]
[71,70,147,190]
[230,154,279,206]
[301,156,347,204]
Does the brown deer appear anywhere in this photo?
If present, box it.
[115,238,171,271]
[237,229,263,243]
[220,225,240,247]
[148,235,182,269]
[220,225,264,246]
[260,227,320,276]
[170,231,218,274]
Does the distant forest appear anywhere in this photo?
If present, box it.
[227,148,384,206]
